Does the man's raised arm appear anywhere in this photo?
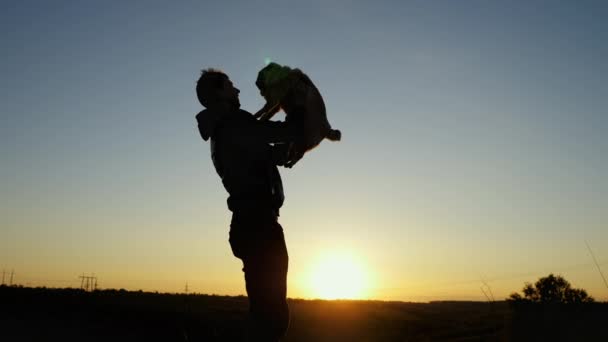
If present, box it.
[251,117,297,144]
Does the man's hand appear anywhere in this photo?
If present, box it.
[284,146,304,168]
[271,143,291,166]
[271,143,303,168]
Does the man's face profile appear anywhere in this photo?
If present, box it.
[218,77,240,109]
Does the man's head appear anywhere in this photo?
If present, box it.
[196,69,240,110]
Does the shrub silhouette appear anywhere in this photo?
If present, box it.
[508,273,594,304]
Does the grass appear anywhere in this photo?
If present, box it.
[1,285,606,341]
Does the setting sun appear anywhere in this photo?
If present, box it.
[307,252,370,300]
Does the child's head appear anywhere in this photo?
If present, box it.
[255,63,292,98]
[196,69,240,109]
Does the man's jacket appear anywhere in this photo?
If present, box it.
[196,108,294,213]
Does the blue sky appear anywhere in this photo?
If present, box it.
[1,0,607,300]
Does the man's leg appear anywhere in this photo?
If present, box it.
[239,224,289,341]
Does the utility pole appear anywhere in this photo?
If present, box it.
[1,270,5,285]
[9,270,14,286]
[79,274,98,292]
[185,282,189,294]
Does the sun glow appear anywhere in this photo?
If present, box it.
[307,252,370,300]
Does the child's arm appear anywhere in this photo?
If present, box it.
[254,102,281,121]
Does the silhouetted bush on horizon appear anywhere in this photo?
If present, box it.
[508,273,594,305]
[505,274,607,341]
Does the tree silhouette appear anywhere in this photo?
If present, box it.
[509,274,594,304]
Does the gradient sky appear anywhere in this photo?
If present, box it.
[1,0,607,301]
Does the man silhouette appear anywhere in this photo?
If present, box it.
[195,69,294,341]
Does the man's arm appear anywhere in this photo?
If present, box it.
[270,143,290,166]
[250,118,297,144]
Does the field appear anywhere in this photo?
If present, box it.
[2,285,606,341]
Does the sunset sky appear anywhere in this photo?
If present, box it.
[1,1,607,301]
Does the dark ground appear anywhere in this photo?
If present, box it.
[2,285,607,341]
